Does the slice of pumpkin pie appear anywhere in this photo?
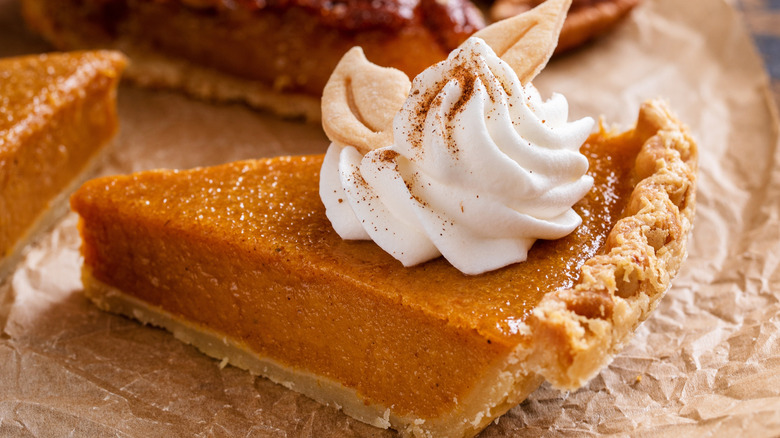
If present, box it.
[70,1,696,436]
[0,50,125,280]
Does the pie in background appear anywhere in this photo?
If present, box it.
[21,0,484,120]
[0,50,125,281]
[20,0,640,120]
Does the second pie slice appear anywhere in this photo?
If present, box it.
[0,50,125,280]
[70,99,696,437]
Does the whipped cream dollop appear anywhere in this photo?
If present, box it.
[320,37,595,275]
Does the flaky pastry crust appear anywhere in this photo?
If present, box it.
[100,43,324,121]
[81,268,546,438]
[525,98,697,389]
[321,47,411,153]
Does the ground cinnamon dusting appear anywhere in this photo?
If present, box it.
[376,149,400,164]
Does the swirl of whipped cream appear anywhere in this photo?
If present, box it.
[319,37,594,275]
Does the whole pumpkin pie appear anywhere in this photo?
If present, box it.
[70,2,696,436]
[0,50,125,281]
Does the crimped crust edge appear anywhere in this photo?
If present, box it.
[526,98,698,389]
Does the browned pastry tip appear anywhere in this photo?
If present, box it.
[490,0,642,53]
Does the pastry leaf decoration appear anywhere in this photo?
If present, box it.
[321,0,571,150]
[473,0,571,84]
[321,47,411,154]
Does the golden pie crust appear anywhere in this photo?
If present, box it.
[0,50,125,281]
[71,98,697,437]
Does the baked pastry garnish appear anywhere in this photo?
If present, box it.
[21,0,483,120]
[0,50,125,281]
[490,0,642,53]
[71,1,696,436]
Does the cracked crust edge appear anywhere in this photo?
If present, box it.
[81,266,545,438]
[525,98,698,389]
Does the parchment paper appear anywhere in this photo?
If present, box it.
[2,0,779,436]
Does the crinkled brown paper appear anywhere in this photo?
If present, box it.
[1,0,779,436]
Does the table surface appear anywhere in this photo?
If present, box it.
[737,0,780,109]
